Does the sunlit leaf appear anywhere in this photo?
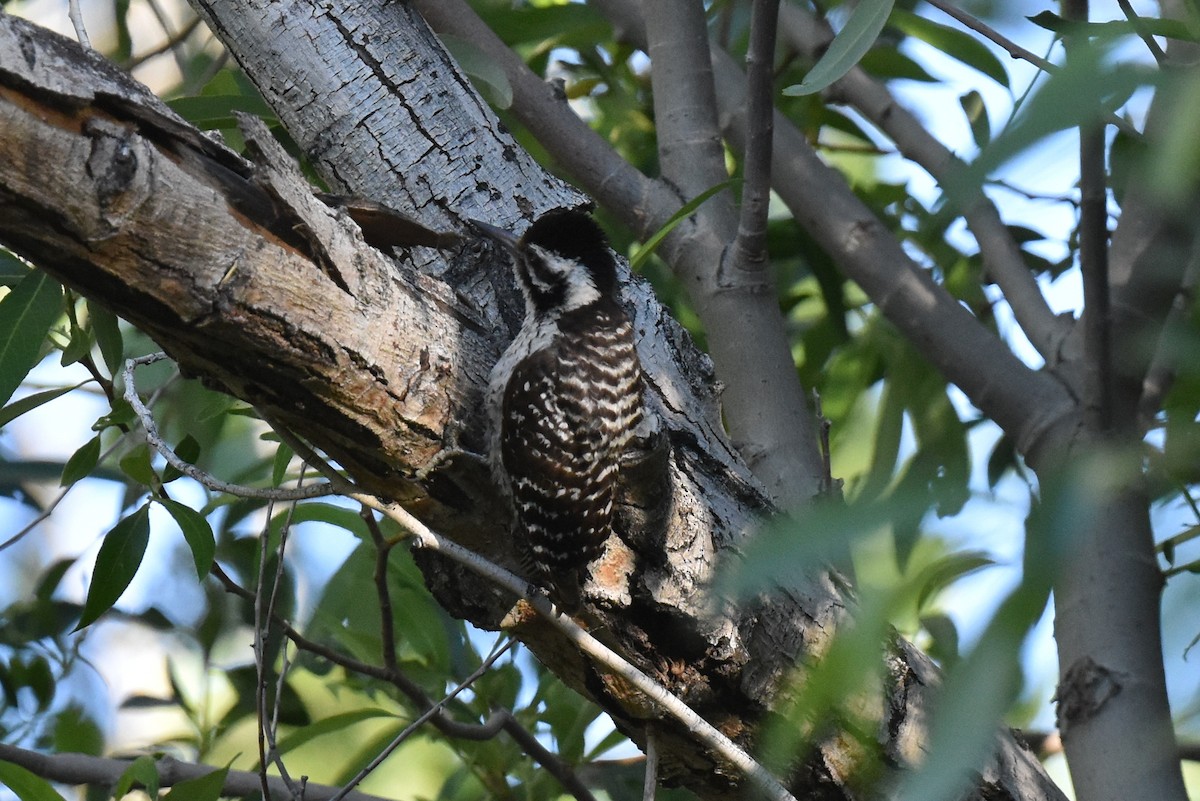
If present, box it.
[784,0,895,96]
[76,503,151,630]
[0,761,67,801]
[273,709,396,757]
[0,269,63,407]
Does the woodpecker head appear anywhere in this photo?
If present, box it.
[472,210,618,316]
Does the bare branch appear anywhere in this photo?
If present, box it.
[1062,0,1114,435]
[730,0,781,272]
[778,4,1072,363]
[1117,0,1168,64]
[271,425,799,801]
[924,0,1056,71]
[594,0,1076,466]
[123,354,335,501]
[643,0,737,235]
[329,640,515,801]
[68,0,91,48]
[0,743,392,801]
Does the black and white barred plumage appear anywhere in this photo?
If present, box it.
[476,210,644,612]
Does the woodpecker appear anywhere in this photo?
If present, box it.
[475,210,645,613]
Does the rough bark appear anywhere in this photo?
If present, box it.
[0,8,1065,801]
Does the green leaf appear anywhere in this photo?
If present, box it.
[0,269,63,407]
[163,767,228,801]
[0,761,68,801]
[113,754,160,799]
[162,435,202,483]
[441,34,514,109]
[629,180,735,271]
[50,703,105,756]
[272,441,294,487]
[88,300,124,376]
[157,499,215,580]
[890,8,1009,88]
[1027,11,1198,43]
[0,249,31,286]
[60,435,103,486]
[273,709,396,757]
[167,94,276,128]
[0,383,85,429]
[959,90,991,148]
[76,503,151,630]
[784,0,895,96]
[119,445,157,486]
[58,321,93,368]
[915,551,996,611]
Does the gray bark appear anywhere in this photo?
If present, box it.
[0,6,1068,800]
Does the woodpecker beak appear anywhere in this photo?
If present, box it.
[469,219,521,253]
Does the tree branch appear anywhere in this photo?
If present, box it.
[730,0,780,274]
[0,8,1069,799]
[777,4,1072,365]
[0,743,393,801]
[416,0,826,507]
[593,0,1077,466]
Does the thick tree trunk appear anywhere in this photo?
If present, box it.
[0,8,1066,800]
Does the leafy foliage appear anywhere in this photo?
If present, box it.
[0,0,1199,800]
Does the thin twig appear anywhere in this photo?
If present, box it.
[260,467,306,791]
[730,0,780,272]
[924,0,1139,137]
[1116,0,1167,65]
[0,372,178,554]
[364,510,400,672]
[210,566,600,801]
[642,727,658,801]
[123,354,335,501]
[126,16,205,70]
[270,426,798,801]
[68,0,91,48]
[924,0,1057,72]
[254,494,276,800]
[328,639,514,801]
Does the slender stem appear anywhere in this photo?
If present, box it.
[365,510,400,672]
[123,354,335,501]
[1116,0,1168,65]
[328,641,515,801]
[731,0,780,272]
[68,0,91,48]
[924,0,1056,71]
